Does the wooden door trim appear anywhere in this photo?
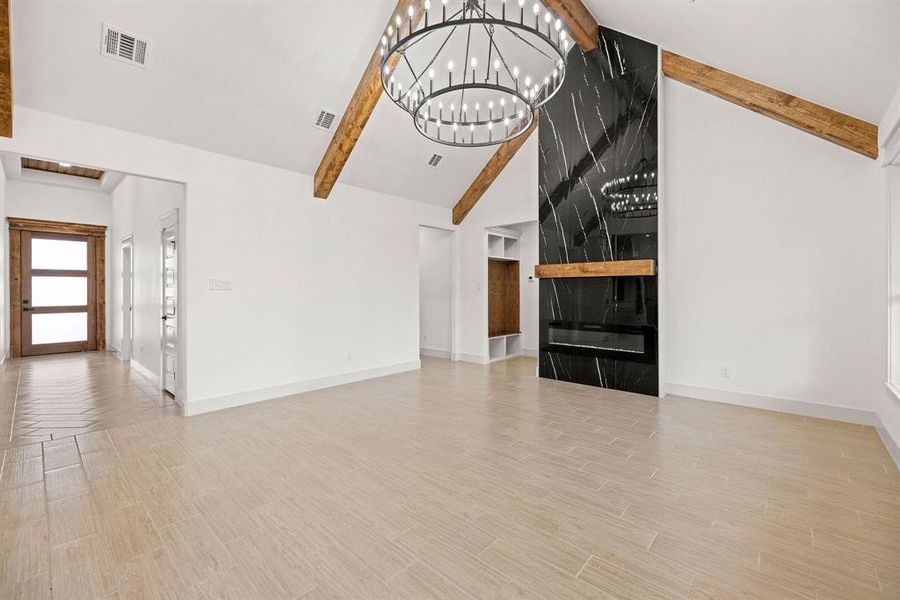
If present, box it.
[8,217,106,237]
[8,218,107,357]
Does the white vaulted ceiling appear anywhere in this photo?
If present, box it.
[10,1,900,207]
[584,0,900,125]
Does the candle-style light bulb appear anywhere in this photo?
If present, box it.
[513,66,519,78]
[524,76,531,87]
[555,18,562,31]
[408,6,414,17]
[395,14,401,26]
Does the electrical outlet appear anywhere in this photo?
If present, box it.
[208,278,232,291]
[720,366,730,378]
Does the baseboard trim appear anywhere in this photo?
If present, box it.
[877,425,900,471]
[665,382,878,426]
[522,347,538,358]
[130,360,160,389]
[184,360,422,416]
[455,353,488,365]
[420,347,451,359]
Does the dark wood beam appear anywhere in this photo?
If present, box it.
[313,0,425,200]
[452,114,538,225]
[535,260,656,279]
[543,0,599,53]
[662,50,878,160]
[0,0,11,137]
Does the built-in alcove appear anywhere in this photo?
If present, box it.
[487,228,522,361]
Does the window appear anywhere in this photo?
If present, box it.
[888,166,900,392]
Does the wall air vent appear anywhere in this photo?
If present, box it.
[427,154,443,168]
[311,109,337,131]
[101,24,149,68]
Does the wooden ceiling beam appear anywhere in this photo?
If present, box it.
[0,0,11,138]
[662,50,878,160]
[313,0,425,200]
[543,0,599,53]
[452,114,538,225]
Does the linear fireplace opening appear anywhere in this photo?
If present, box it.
[549,324,645,354]
[542,320,656,364]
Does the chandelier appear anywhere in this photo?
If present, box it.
[380,0,571,148]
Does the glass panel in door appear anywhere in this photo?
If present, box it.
[22,232,94,356]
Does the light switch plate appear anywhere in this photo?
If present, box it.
[209,278,232,291]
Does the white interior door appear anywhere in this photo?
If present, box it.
[121,238,133,360]
[160,212,177,395]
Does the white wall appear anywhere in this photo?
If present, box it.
[664,80,885,424]
[418,226,453,357]
[507,221,539,356]
[109,175,185,382]
[0,107,450,414]
[454,135,538,363]
[4,179,110,225]
[0,161,6,364]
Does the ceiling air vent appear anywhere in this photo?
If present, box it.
[101,24,149,68]
[311,109,337,131]
[427,154,443,168]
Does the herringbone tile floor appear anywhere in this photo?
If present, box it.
[0,352,178,449]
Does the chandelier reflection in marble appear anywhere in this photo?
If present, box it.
[603,170,658,217]
[381,0,571,147]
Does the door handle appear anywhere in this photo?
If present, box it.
[161,315,168,321]
[23,307,33,312]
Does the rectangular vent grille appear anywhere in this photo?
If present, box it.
[427,154,443,168]
[311,109,337,131]
[101,24,149,67]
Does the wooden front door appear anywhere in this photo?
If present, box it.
[9,218,106,357]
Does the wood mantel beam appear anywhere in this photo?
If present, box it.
[535,260,656,279]
[452,114,538,225]
[313,0,425,200]
[0,0,11,137]
[543,0,599,53]
[662,50,878,160]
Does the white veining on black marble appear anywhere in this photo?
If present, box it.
[538,26,659,396]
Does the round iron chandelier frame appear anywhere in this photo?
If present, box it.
[379,2,571,148]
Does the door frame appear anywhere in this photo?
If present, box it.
[121,234,134,361]
[159,209,178,396]
[8,217,107,358]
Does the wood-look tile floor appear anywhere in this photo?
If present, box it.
[1,354,899,599]
[0,352,178,449]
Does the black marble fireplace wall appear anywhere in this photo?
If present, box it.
[538,27,659,396]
